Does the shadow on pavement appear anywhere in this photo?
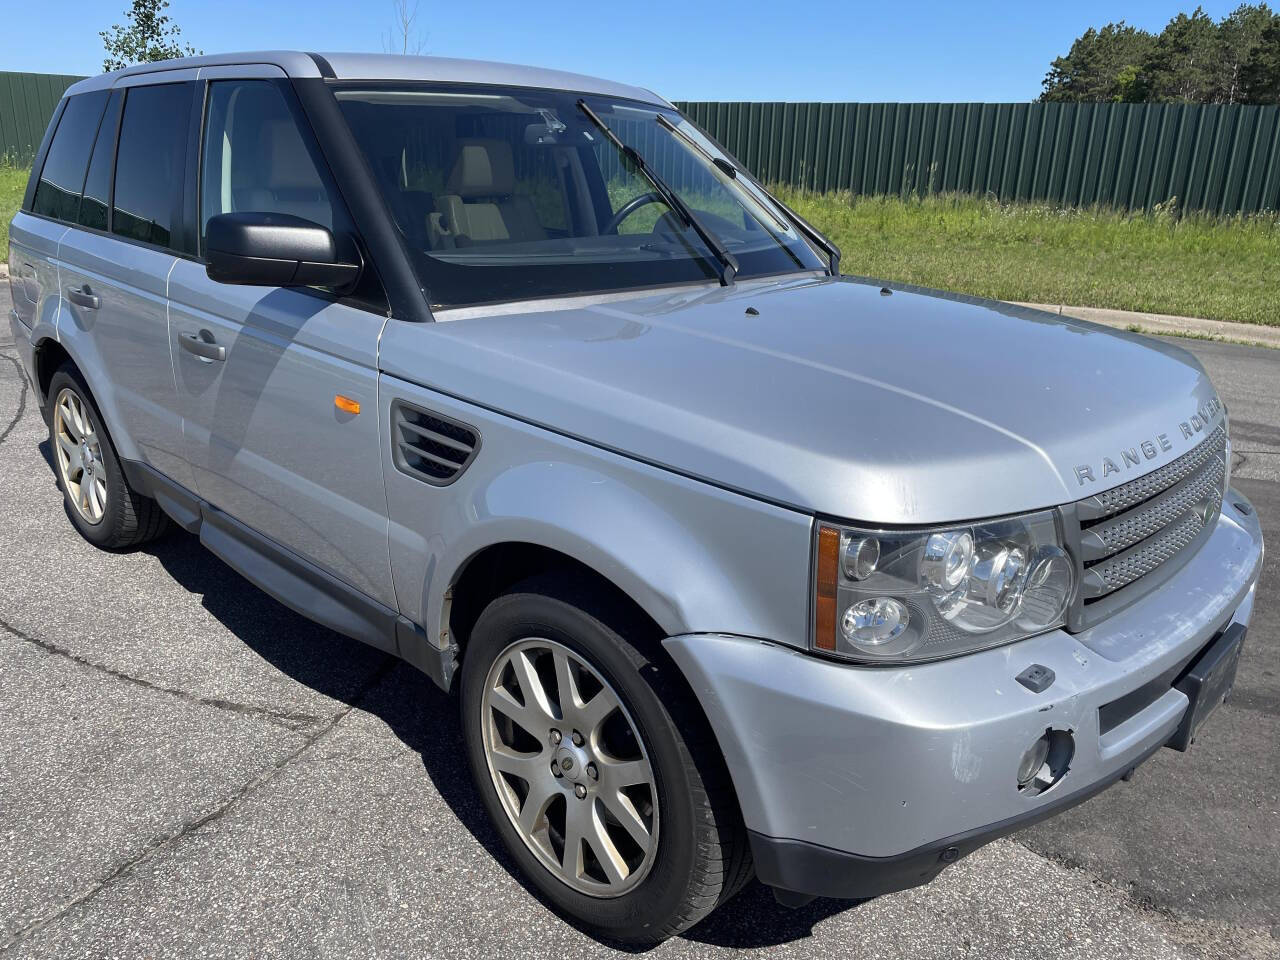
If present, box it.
[29,425,861,948]
[123,519,859,950]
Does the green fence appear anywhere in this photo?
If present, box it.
[0,71,84,164]
[676,101,1280,215]
[4,72,1279,214]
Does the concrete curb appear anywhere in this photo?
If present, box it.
[1013,301,1280,349]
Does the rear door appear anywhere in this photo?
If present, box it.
[167,70,396,611]
[57,76,197,489]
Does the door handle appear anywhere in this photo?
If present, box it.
[66,284,100,309]
[180,331,226,362]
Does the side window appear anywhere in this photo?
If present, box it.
[113,82,193,249]
[77,91,123,231]
[31,91,109,223]
[201,80,343,242]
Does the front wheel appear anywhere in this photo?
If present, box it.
[460,578,751,944]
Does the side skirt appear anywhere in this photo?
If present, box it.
[121,458,458,690]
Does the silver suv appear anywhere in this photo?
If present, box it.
[6,52,1264,943]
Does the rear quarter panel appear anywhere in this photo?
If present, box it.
[7,212,65,351]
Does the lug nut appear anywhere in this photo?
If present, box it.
[550,729,562,745]
[551,760,562,778]
[571,731,584,747]
[586,763,598,780]
[574,784,587,799]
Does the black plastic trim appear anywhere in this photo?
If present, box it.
[122,459,202,532]
[290,77,432,322]
[22,98,67,212]
[751,737,1165,901]
[119,459,457,689]
[180,78,206,257]
[199,505,399,655]
[390,399,481,486]
[1167,622,1246,751]
[307,52,337,79]
[1098,657,1189,736]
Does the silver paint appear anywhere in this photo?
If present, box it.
[9,54,1267,888]
[664,494,1262,857]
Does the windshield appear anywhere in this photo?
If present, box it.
[334,84,826,309]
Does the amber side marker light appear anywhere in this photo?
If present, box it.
[334,395,361,415]
[815,525,840,651]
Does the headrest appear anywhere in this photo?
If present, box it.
[446,139,516,197]
[266,121,323,191]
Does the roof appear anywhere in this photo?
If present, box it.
[64,51,669,106]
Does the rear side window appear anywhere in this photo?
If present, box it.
[31,91,109,223]
[77,91,123,232]
[113,82,193,249]
[200,80,344,241]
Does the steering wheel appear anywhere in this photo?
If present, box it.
[603,191,665,234]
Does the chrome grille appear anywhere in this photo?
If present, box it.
[1079,453,1225,559]
[1077,424,1226,520]
[1075,425,1227,607]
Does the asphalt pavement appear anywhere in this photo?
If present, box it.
[1,282,1276,959]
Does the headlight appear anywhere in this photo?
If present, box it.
[813,510,1075,663]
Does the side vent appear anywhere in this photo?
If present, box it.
[391,401,480,485]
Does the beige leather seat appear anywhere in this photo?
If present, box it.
[434,139,546,245]
[235,119,333,228]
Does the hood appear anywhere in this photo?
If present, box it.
[379,275,1223,524]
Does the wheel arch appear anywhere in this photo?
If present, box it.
[31,333,139,463]
[32,336,73,405]
[445,541,668,668]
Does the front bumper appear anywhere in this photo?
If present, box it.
[664,491,1263,900]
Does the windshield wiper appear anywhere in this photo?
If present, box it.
[577,99,737,286]
[659,114,842,275]
[655,114,787,232]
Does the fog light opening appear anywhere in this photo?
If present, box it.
[1017,729,1074,796]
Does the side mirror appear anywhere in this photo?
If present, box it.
[205,212,361,290]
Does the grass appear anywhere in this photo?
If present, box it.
[1,163,29,259]
[773,187,1280,327]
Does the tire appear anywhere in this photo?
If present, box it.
[460,574,751,945]
[46,364,169,549]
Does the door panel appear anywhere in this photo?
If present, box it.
[168,260,395,608]
[57,229,191,487]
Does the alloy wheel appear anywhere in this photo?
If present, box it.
[480,638,659,897]
[53,387,107,525]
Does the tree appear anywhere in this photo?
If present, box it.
[1216,3,1275,102]
[1239,16,1280,100]
[101,0,199,72]
[1041,23,1156,102]
[1040,4,1280,103]
[1143,7,1222,101]
[382,0,428,56]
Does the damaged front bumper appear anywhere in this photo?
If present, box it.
[664,492,1263,901]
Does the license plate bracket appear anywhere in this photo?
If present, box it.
[1167,623,1246,752]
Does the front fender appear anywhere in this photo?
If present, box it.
[380,377,814,662]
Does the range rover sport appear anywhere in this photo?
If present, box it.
[6,52,1263,943]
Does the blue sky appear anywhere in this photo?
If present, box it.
[0,1,1251,101]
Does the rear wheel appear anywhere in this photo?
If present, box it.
[46,365,169,549]
[460,577,751,944]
